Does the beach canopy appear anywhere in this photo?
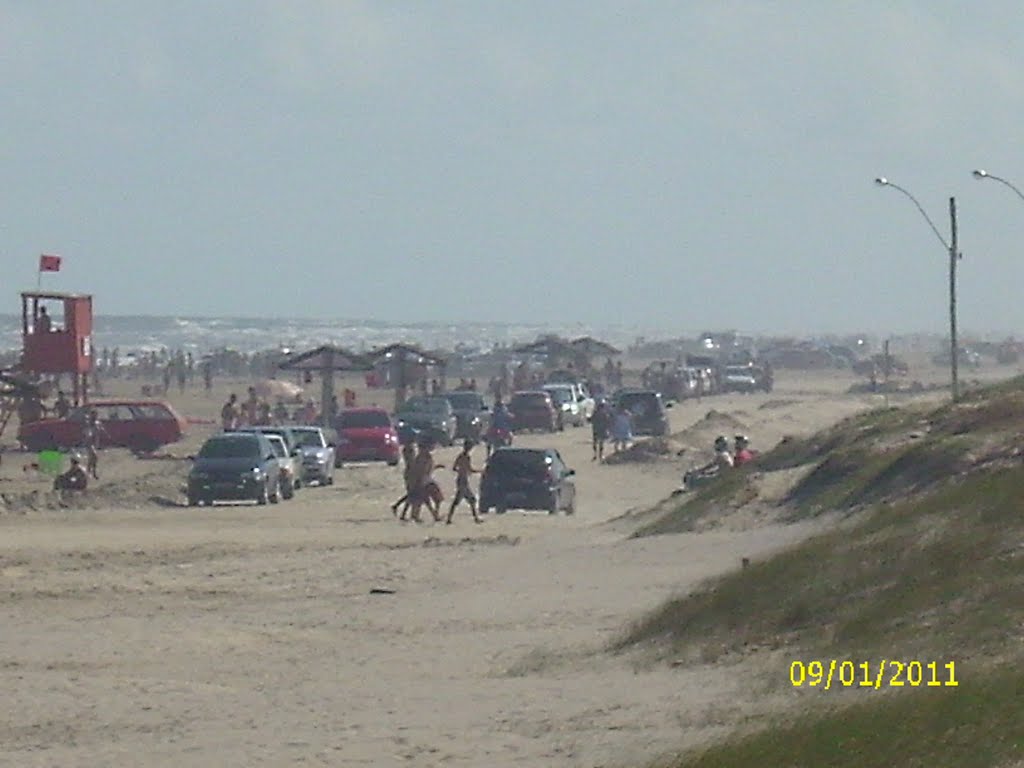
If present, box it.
[277,345,371,372]
[363,343,447,366]
[569,336,621,356]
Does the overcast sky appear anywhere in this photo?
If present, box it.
[4,1,1024,335]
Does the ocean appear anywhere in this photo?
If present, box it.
[0,314,657,357]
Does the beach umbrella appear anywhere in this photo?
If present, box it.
[253,379,304,400]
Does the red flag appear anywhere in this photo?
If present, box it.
[39,254,62,272]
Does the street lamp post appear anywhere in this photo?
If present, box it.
[874,178,961,402]
[972,169,1024,203]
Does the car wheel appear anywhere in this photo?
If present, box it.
[387,458,399,467]
[187,494,200,507]
[281,477,294,500]
[256,482,269,505]
[496,502,508,515]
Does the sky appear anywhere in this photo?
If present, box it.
[4,1,1024,336]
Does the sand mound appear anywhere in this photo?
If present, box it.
[603,436,679,464]
[670,410,749,447]
[758,399,799,410]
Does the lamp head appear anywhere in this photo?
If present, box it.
[972,169,988,179]
[874,177,889,187]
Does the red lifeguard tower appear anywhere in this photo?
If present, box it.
[21,291,94,405]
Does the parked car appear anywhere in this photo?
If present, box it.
[394,396,457,446]
[479,447,576,515]
[509,390,558,432]
[611,389,672,436]
[264,433,299,500]
[228,425,304,490]
[334,407,401,465]
[443,390,490,441]
[542,383,585,427]
[290,425,336,485]
[722,365,760,394]
[18,399,187,453]
[186,432,281,506]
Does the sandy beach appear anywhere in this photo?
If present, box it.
[0,369,977,766]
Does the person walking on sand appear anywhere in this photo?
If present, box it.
[407,439,444,523]
[392,442,418,519]
[221,393,240,430]
[590,399,611,461]
[82,409,105,480]
[447,440,482,524]
[611,403,633,453]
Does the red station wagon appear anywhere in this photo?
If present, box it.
[18,399,188,453]
[334,407,401,465]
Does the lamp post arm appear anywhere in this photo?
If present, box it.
[883,181,951,251]
[987,173,1024,204]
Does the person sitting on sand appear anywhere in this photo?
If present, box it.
[733,435,755,467]
[447,440,481,524]
[54,456,88,493]
[699,436,734,474]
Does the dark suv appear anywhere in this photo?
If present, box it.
[444,391,490,440]
[394,396,457,446]
[187,432,282,506]
[612,389,672,436]
[479,447,576,515]
[509,391,558,432]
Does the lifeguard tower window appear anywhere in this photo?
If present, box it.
[33,302,64,333]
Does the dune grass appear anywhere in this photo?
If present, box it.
[613,468,1024,664]
[665,662,1023,768]
[623,381,1024,767]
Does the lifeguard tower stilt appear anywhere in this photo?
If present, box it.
[21,291,94,405]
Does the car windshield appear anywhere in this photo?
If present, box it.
[199,437,261,459]
[511,394,548,407]
[446,393,483,410]
[544,388,572,405]
[338,411,391,428]
[403,397,448,413]
[618,393,658,410]
[488,450,550,473]
[293,429,325,447]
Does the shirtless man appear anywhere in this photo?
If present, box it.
[447,440,481,524]
[408,439,443,523]
[393,442,418,519]
[221,394,239,430]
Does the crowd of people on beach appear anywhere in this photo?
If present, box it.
[219,386,358,430]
